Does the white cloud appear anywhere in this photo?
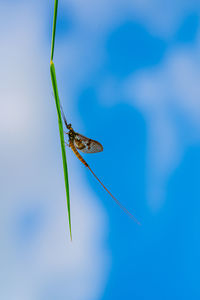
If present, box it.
[0,2,109,300]
[123,44,200,209]
[63,0,200,39]
[127,0,190,37]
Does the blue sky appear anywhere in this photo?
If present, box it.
[1,0,200,299]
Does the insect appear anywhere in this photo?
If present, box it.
[60,105,140,225]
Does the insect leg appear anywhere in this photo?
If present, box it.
[60,104,69,128]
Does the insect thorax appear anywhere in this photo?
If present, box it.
[68,129,75,141]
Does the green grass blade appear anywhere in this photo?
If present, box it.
[50,60,72,240]
[50,0,58,61]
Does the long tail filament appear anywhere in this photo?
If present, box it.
[87,165,141,225]
[69,139,140,224]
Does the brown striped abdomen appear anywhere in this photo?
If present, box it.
[69,140,89,167]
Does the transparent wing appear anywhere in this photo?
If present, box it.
[74,133,103,153]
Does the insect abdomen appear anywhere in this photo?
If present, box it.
[69,140,88,167]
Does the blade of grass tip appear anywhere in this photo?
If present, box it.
[50,61,72,240]
[50,0,58,61]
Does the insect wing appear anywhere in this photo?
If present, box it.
[74,133,103,153]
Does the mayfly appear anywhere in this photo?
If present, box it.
[60,106,140,225]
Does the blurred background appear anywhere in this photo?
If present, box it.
[1,0,200,299]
